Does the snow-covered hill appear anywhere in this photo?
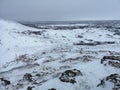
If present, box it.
[0,20,120,90]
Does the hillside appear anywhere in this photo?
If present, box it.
[0,20,120,90]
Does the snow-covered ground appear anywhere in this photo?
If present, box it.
[0,19,120,90]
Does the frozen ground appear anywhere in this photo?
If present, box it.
[0,19,120,90]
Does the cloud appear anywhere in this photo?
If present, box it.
[0,0,120,21]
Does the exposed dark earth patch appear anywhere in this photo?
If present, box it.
[59,69,82,84]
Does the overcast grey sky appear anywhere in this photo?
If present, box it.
[0,0,120,21]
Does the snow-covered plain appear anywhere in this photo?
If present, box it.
[0,19,120,90]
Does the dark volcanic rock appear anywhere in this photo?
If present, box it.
[23,73,33,82]
[0,78,11,86]
[108,61,120,68]
[101,56,120,68]
[102,56,120,61]
[74,41,115,46]
[53,25,89,30]
[97,74,120,90]
[27,86,33,90]
[48,88,56,90]
[22,30,42,35]
[59,69,82,84]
